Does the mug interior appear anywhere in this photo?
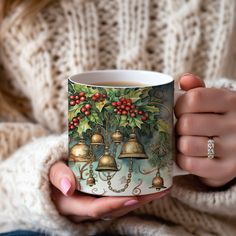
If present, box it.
[69,70,173,88]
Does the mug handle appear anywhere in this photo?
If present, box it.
[173,89,189,176]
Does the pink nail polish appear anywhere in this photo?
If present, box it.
[124,199,138,207]
[60,177,71,195]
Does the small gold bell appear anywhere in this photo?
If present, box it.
[111,130,123,143]
[87,176,96,186]
[119,133,147,159]
[90,133,105,146]
[150,176,166,190]
[96,147,118,172]
[69,138,91,162]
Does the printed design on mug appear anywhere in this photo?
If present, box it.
[68,81,173,196]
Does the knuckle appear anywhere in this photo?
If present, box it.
[178,136,191,155]
[180,156,194,172]
[177,114,192,134]
[187,88,202,107]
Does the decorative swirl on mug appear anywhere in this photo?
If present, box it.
[98,171,108,181]
[91,187,106,195]
[132,178,143,195]
[139,165,158,175]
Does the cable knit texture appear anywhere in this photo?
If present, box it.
[0,0,236,235]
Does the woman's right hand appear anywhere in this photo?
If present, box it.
[49,161,169,222]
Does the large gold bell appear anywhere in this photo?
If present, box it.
[119,133,147,159]
[69,138,91,162]
[96,148,118,172]
[111,130,123,143]
[90,133,105,146]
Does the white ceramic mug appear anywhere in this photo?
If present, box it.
[68,70,188,196]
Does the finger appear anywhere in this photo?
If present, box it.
[109,189,170,218]
[175,88,236,117]
[49,161,77,196]
[55,190,139,218]
[177,136,236,158]
[98,189,171,220]
[179,73,205,91]
[177,136,223,157]
[176,113,223,136]
[176,154,236,180]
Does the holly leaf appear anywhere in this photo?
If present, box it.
[134,97,149,106]
[140,88,151,98]
[88,113,103,126]
[119,115,128,127]
[124,89,143,102]
[68,82,75,94]
[77,117,91,134]
[127,116,136,128]
[143,105,159,113]
[74,84,100,97]
[106,88,118,100]
[96,100,106,112]
[68,103,84,121]
[105,105,115,113]
[133,117,143,129]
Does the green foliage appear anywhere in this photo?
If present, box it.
[124,89,143,102]
[77,118,91,134]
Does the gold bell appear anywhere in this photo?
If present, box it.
[111,130,123,143]
[90,133,105,146]
[69,138,91,162]
[87,176,96,186]
[119,133,147,159]
[150,175,166,190]
[96,147,118,172]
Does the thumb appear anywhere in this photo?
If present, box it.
[49,161,78,196]
[179,73,205,91]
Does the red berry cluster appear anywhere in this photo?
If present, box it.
[92,92,107,102]
[69,115,82,131]
[81,103,91,116]
[69,92,86,106]
[111,97,149,121]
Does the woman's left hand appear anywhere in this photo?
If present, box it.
[175,74,236,187]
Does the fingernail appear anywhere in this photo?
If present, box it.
[60,177,71,195]
[182,73,201,80]
[181,73,194,77]
[124,199,139,207]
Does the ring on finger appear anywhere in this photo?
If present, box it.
[207,137,215,159]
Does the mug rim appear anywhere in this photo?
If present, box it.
[68,70,173,88]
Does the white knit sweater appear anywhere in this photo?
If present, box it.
[0,0,236,235]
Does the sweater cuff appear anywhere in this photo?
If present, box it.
[0,133,108,235]
[205,77,236,90]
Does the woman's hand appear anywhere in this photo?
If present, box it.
[49,161,169,223]
[175,74,236,187]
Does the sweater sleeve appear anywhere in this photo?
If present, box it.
[0,131,111,236]
[0,77,108,235]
